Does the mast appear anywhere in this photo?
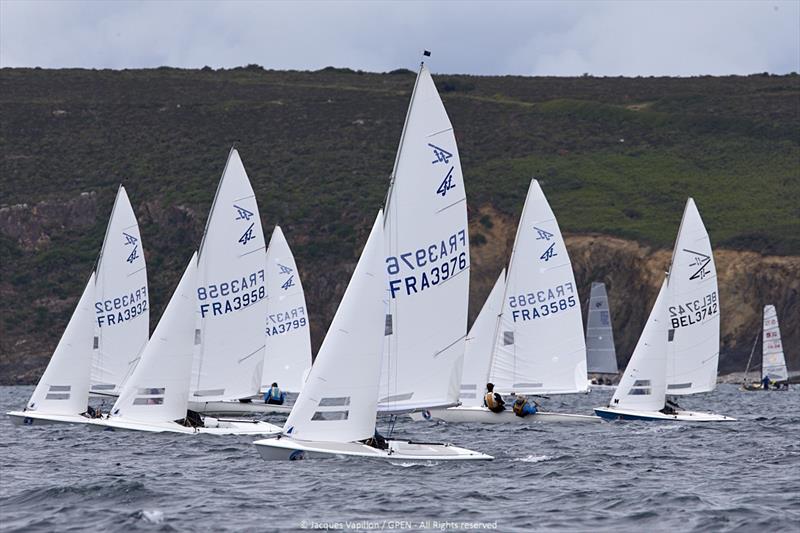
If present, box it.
[742,330,760,384]
[383,51,429,222]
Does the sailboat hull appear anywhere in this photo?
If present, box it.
[7,411,103,427]
[407,405,601,424]
[93,417,282,435]
[253,437,493,461]
[594,407,736,422]
[187,400,293,416]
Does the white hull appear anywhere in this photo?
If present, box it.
[253,436,493,461]
[407,406,601,424]
[95,417,282,435]
[588,384,617,391]
[187,400,293,416]
[7,411,104,427]
[594,406,736,422]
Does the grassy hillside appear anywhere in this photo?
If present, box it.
[0,66,798,381]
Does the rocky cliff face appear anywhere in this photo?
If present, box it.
[0,196,797,384]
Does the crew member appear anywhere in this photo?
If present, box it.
[512,396,538,418]
[264,382,286,405]
[484,383,505,413]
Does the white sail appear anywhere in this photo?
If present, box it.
[762,305,788,382]
[26,273,96,415]
[191,149,267,402]
[586,282,619,374]
[665,198,720,395]
[460,270,505,407]
[261,225,312,393]
[284,211,386,442]
[91,185,149,394]
[110,255,197,422]
[489,180,587,395]
[379,63,470,413]
[609,279,669,412]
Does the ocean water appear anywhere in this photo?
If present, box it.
[1,384,798,532]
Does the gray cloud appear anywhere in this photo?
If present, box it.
[1,0,798,75]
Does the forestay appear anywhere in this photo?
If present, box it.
[379,63,470,413]
[110,255,197,422]
[26,274,96,415]
[261,226,312,393]
[609,280,669,412]
[665,199,720,395]
[91,186,149,394]
[586,282,619,374]
[191,149,267,402]
[284,211,386,442]
[459,270,505,407]
[489,180,587,395]
[762,305,788,381]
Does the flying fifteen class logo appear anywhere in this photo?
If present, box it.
[540,243,557,262]
[428,143,453,165]
[123,232,139,263]
[234,204,254,221]
[684,249,711,280]
[534,227,554,241]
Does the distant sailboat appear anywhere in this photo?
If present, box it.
[411,180,599,424]
[99,254,281,435]
[742,305,790,391]
[586,282,619,389]
[187,149,270,415]
[91,186,150,396]
[9,185,149,426]
[595,198,735,422]
[254,211,491,460]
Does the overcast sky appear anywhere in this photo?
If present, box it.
[1,0,798,76]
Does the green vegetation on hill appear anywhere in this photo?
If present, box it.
[0,66,798,381]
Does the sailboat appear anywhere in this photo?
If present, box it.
[586,282,619,390]
[254,212,491,460]
[377,58,470,416]
[187,149,272,415]
[91,186,150,397]
[595,198,735,422]
[8,274,99,426]
[98,254,281,434]
[9,185,148,426]
[742,305,790,391]
[191,225,312,416]
[411,180,599,423]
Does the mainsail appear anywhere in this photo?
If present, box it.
[110,255,198,422]
[284,212,385,442]
[26,274,96,415]
[609,280,669,412]
[379,63,470,412]
[261,226,312,393]
[191,149,267,402]
[488,180,588,395]
[665,198,720,395]
[459,270,506,407]
[586,282,619,375]
[91,186,149,394]
[762,305,788,382]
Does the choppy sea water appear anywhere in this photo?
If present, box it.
[1,384,798,532]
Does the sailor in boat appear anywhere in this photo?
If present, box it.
[264,382,286,405]
[512,396,538,418]
[484,383,506,413]
[762,376,771,390]
[659,399,681,415]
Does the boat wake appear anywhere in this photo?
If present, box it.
[515,454,553,463]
